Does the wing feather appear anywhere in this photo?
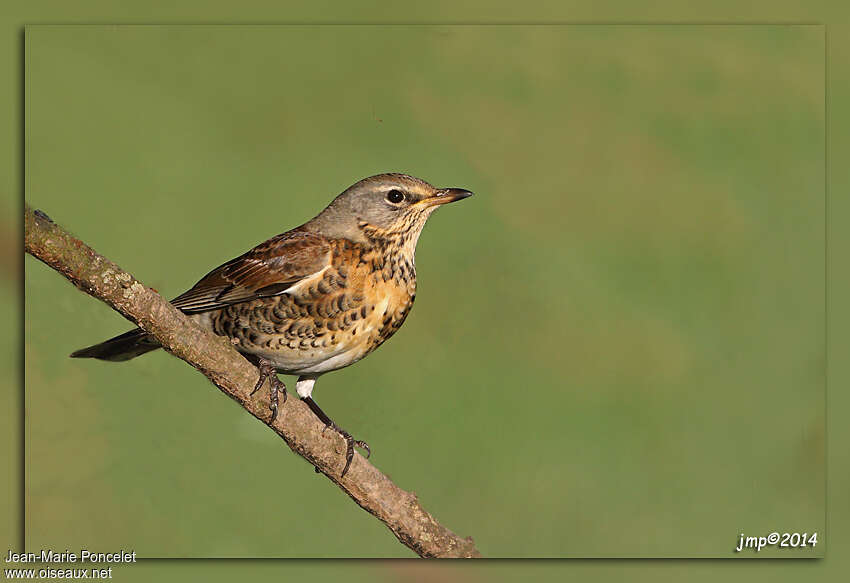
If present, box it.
[171,230,332,313]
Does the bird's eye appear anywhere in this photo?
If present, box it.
[385,189,405,204]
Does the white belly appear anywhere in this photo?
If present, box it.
[253,344,366,375]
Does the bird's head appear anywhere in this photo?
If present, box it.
[307,173,473,248]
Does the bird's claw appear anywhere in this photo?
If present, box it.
[355,439,371,459]
[252,357,286,424]
[303,395,370,478]
[325,423,370,477]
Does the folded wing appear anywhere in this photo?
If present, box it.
[171,230,332,314]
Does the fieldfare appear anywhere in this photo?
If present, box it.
[71,173,473,476]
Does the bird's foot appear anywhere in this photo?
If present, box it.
[323,423,371,477]
[251,357,287,424]
[302,395,370,477]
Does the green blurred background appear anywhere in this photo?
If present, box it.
[23,25,823,558]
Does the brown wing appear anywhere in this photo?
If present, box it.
[171,230,332,314]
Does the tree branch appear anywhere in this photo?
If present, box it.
[24,204,481,559]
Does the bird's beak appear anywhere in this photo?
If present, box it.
[421,187,474,207]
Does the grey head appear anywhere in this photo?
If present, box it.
[303,173,473,245]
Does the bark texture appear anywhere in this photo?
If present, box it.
[24,204,480,559]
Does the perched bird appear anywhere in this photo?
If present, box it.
[71,173,473,476]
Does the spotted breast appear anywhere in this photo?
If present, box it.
[199,238,416,375]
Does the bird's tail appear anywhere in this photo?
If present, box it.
[70,328,162,362]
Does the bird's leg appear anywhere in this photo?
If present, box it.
[302,395,370,478]
[249,356,287,424]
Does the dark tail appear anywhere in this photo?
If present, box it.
[70,328,162,362]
